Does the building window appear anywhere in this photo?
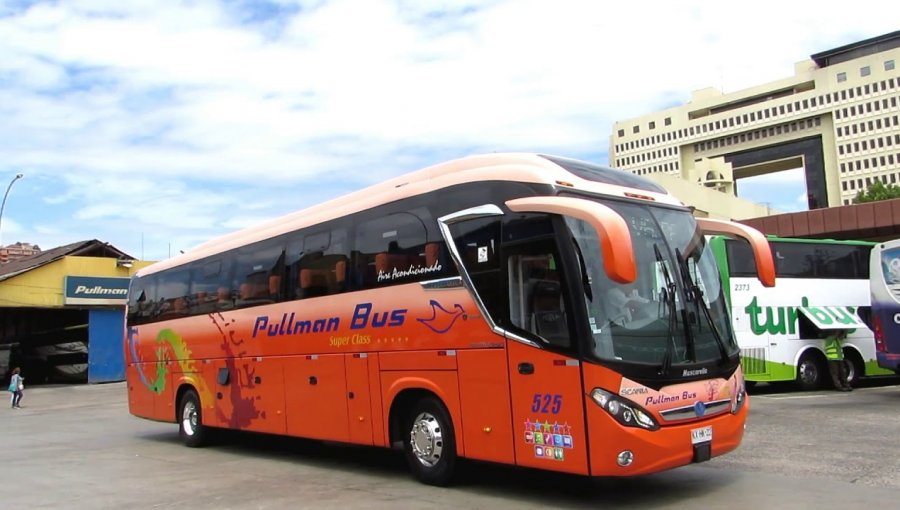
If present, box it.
[633,126,639,134]
[664,117,671,126]
[649,121,656,130]
[837,72,847,82]
[617,129,624,137]
[887,60,896,71]
[861,66,871,77]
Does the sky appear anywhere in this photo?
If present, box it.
[0,0,896,261]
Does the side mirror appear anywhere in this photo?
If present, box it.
[696,218,776,287]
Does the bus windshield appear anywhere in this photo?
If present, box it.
[566,201,736,374]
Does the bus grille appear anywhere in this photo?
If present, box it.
[740,348,767,375]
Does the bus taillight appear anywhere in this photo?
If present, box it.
[873,314,886,353]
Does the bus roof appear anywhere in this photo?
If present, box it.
[139,153,684,277]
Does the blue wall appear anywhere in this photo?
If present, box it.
[88,309,125,383]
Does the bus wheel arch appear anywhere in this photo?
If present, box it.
[177,385,210,447]
[795,349,827,391]
[389,389,458,486]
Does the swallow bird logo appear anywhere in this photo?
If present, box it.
[417,299,467,333]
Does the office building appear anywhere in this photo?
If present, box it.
[610,30,900,216]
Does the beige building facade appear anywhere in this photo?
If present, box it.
[610,30,900,218]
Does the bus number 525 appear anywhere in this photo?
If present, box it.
[532,393,562,414]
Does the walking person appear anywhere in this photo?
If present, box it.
[8,367,24,408]
[824,330,853,391]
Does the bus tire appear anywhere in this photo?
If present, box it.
[843,350,864,387]
[404,396,457,486]
[178,389,209,448]
[796,352,825,391]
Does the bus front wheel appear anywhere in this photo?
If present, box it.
[178,389,209,447]
[404,396,457,486]
[796,352,825,391]
[843,350,864,387]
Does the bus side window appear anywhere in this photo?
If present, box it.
[353,209,434,289]
[128,277,157,324]
[233,240,285,307]
[157,269,189,320]
[288,226,349,299]
[189,259,224,315]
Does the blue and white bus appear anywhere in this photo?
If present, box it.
[868,239,900,374]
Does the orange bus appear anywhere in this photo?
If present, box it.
[125,153,775,485]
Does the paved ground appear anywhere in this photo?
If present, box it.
[4,380,900,509]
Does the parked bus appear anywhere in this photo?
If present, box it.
[868,239,900,374]
[125,153,775,485]
[709,235,892,390]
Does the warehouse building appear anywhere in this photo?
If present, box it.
[0,240,153,384]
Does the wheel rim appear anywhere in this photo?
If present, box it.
[409,411,444,467]
[798,360,818,386]
[182,399,198,437]
[844,360,855,382]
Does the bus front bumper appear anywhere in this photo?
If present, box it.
[588,396,749,477]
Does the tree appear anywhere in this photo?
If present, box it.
[853,181,900,204]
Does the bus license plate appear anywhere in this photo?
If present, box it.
[691,426,712,444]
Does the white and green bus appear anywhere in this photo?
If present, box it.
[709,236,893,390]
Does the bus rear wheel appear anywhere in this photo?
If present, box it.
[796,352,825,391]
[404,396,457,486]
[178,389,209,447]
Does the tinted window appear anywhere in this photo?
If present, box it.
[156,269,190,320]
[232,240,285,307]
[724,239,758,277]
[127,276,156,325]
[286,226,350,299]
[353,207,448,289]
[189,258,231,314]
[727,239,870,279]
[448,217,502,320]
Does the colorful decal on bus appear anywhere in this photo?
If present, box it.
[524,419,575,461]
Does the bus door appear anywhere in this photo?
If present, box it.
[503,237,589,475]
[440,206,593,473]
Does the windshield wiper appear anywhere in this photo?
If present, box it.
[654,244,678,376]
[676,248,729,364]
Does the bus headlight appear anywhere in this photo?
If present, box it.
[590,388,659,431]
[731,383,747,414]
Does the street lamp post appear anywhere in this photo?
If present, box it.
[0,172,24,248]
